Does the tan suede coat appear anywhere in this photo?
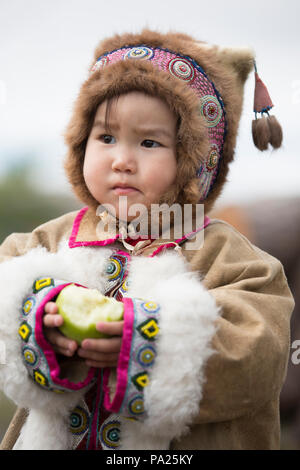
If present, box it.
[0,208,294,450]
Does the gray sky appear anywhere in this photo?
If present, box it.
[0,0,299,205]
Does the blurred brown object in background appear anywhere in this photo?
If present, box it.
[209,197,300,449]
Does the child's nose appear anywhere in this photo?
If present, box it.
[111,146,137,173]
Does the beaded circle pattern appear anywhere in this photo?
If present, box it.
[90,56,109,73]
[99,419,121,449]
[206,144,219,172]
[124,46,154,60]
[103,253,130,300]
[69,406,90,435]
[90,44,226,201]
[200,95,223,128]
[168,58,195,82]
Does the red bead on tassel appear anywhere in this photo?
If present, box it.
[252,61,283,151]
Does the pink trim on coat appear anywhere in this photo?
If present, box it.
[69,206,120,248]
[69,207,211,253]
[102,297,135,412]
[35,283,97,390]
[150,215,211,257]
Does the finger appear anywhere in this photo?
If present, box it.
[96,320,124,337]
[53,346,75,357]
[85,360,117,369]
[77,349,119,362]
[81,337,122,353]
[44,302,58,315]
[43,313,64,328]
[45,328,78,354]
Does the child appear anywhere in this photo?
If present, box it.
[0,29,294,450]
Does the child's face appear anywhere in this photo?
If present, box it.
[83,91,177,221]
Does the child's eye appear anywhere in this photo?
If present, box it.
[142,140,161,148]
[99,134,116,144]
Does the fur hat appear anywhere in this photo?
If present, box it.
[64,29,255,213]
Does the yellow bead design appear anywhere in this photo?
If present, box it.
[106,259,122,280]
[100,421,121,448]
[69,406,89,435]
[137,318,159,341]
[33,370,48,388]
[142,301,159,313]
[18,322,32,342]
[22,298,35,315]
[128,395,144,415]
[33,278,54,293]
[23,347,37,366]
[132,372,149,391]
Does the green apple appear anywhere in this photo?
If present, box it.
[56,284,124,344]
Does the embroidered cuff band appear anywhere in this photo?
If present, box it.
[19,277,97,393]
[103,297,161,420]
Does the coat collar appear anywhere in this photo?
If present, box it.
[69,206,210,256]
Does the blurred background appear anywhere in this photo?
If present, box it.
[0,0,299,449]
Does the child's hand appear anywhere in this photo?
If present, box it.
[77,321,124,368]
[43,301,78,357]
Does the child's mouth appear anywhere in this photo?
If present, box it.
[113,186,139,195]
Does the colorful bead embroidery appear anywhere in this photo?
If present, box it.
[33,277,54,293]
[33,369,49,388]
[99,419,121,449]
[131,371,150,391]
[119,278,130,295]
[103,252,130,300]
[22,346,39,367]
[135,344,156,368]
[18,322,32,342]
[112,298,160,420]
[106,259,122,279]
[137,318,160,341]
[141,301,160,314]
[22,296,36,316]
[168,57,195,82]
[206,144,219,172]
[69,406,90,435]
[124,46,154,60]
[200,95,223,128]
[19,278,93,394]
[128,394,145,416]
[90,56,109,73]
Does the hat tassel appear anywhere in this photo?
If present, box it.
[252,60,283,151]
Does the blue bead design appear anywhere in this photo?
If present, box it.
[99,420,121,449]
[22,296,36,316]
[124,46,154,60]
[128,394,145,416]
[136,344,156,368]
[141,301,160,314]
[22,346,39,367]
[69,406,89,435]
